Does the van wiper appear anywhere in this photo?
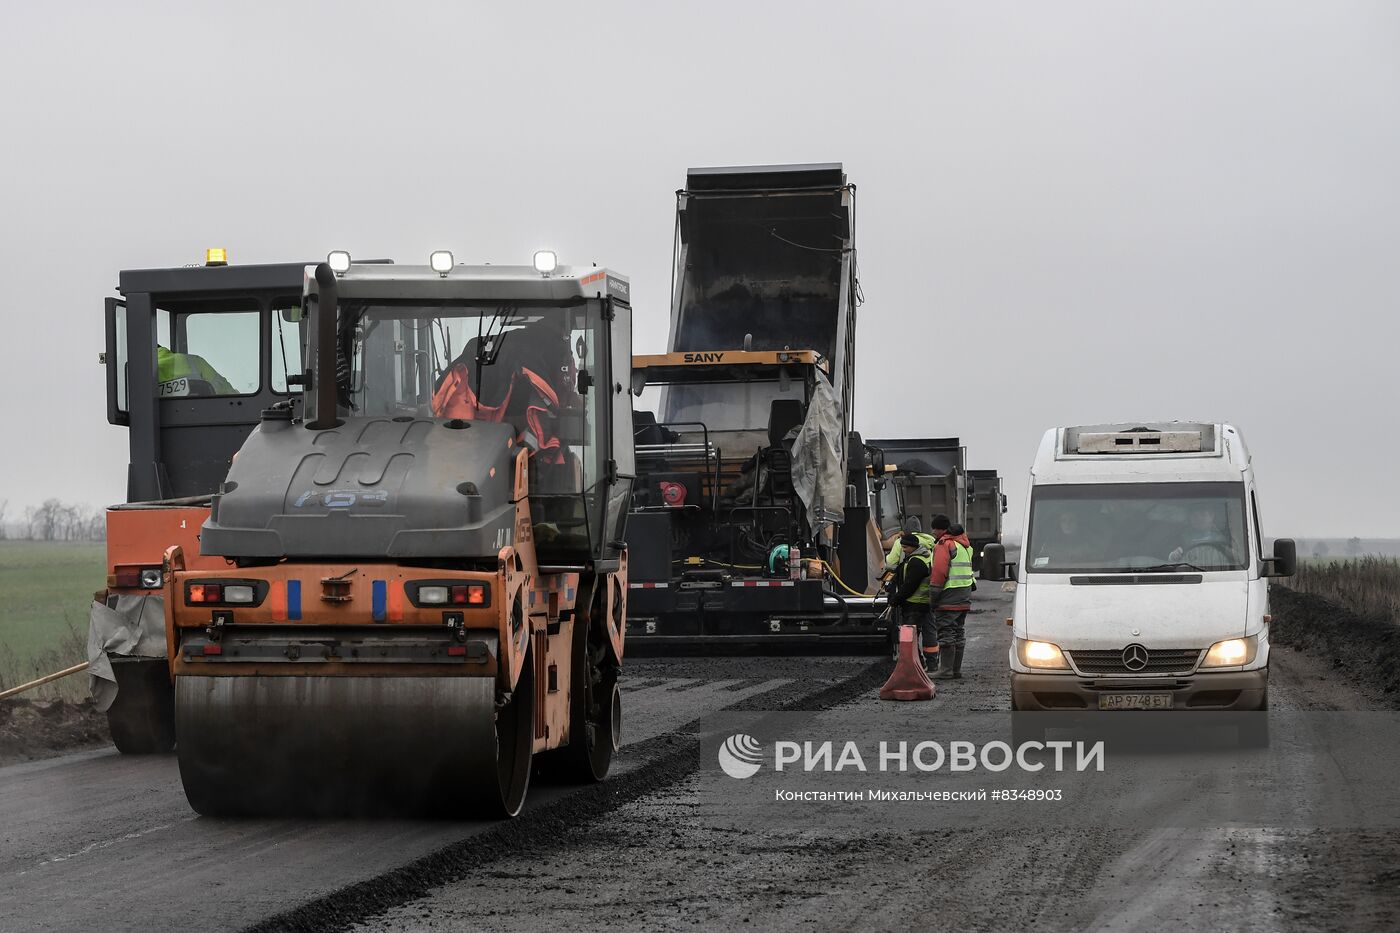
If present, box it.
[1133,562,1208,573]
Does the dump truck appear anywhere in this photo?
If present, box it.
[625,164,888,645]
[92,254,312,753]
[866,437,967,538]
[866,440,1006,568]
[103,250,636,816]
[965,468,1008,567]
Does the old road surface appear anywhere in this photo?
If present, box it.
[4,586,1398,932]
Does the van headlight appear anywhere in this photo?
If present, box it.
[1016,638,1069,670]
[1201,635,1259,668]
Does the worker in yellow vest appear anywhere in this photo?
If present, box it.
[157,346,236,396]
[928,514,976,679]
[883,518,936,572]
[886,532,940,673]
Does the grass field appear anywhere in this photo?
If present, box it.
[1287,555,1400,625]
[0,541,105,698]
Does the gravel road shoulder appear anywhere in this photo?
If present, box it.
[0,698,107,767]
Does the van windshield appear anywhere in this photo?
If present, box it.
[1027,482,1249,573]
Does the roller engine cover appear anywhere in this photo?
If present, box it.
[200,416,519,560]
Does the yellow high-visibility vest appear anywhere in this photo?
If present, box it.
[945,540,975,590]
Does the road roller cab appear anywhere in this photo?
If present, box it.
[162,253,635,816]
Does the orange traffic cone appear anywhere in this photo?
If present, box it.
[879,624,936,701]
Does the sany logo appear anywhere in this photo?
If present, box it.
[718,734,764,779]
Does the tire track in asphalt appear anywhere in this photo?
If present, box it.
[245,659,890,933]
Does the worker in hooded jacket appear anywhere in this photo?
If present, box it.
[883,516,936,573]
[928,514,976,679]
[886,532,940,672]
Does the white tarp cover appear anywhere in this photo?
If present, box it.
[87,595,166,711]
[790,369,846,534]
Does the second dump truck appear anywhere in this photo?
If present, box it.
[867,440,1005,569]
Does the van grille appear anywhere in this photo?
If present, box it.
[1067,648,1201,675]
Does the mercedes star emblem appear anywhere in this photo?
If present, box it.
[1122,643,1149,671]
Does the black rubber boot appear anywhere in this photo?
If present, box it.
[932,643,957,679]
[952,645,965,679]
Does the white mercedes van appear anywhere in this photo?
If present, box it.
[983,422,1295,716]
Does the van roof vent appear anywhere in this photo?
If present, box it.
[1071,427,1206,454]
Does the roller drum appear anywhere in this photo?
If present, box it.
[175,674,531,817]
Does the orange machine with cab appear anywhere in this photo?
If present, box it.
[155,252,634,816]
[94,256,311,752]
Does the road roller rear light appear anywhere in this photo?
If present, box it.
[408,581,492,608]
[184,581,267,606]
[418,586,450,604]
[112,564,163,589]
[450,584,487,605]
[223,585,255,604]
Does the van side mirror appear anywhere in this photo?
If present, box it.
[981,543,1016,581]
[1263,538,1296,577]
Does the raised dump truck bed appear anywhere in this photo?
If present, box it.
[625,165,887,647]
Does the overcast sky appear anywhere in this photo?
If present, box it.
[1,1,1396,537]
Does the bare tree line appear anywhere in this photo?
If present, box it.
[0,498,105,541]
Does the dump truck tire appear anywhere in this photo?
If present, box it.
[174,664,535,818]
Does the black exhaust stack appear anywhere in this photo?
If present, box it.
[310,262,339,430]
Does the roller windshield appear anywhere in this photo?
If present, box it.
[328,299,609,559]
[334,301,590,422]
[1027,482,1249,573]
